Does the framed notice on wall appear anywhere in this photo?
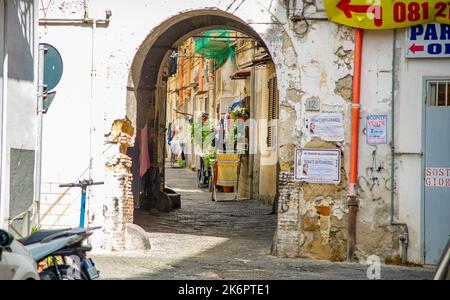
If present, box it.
[305,113,344,142]
[295,149,341,184]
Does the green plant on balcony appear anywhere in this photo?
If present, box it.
[230,105,249,121]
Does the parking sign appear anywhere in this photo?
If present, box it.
[406,23,450,58]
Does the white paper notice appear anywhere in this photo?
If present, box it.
[366,114,388,145]
[295,149,341,184]
[306,113,344,142]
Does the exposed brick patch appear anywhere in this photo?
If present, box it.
[102,118,135,251]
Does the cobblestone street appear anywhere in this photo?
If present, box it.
[92,166,435,280]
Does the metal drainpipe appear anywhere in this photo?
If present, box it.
[390,29,409,264]
[86,18,97,228]
[0,0,7,228]
[38,9,112,27]
[34,44,46,228]
[39,18,110,26]
[347,28,364,262]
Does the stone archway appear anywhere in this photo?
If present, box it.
[102,7,302,254]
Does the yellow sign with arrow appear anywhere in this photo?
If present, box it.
[325,0,450,29]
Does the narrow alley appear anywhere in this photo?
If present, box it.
[92,166,434,280]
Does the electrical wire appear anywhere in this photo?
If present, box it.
[291,0,316,36]
[40,0,54,19]
[232,0,246,14]
[226,0,238,11]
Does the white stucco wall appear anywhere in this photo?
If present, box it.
[354,28,450,263]
[39,24,99,228]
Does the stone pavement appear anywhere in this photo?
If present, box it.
[92,165,435,280]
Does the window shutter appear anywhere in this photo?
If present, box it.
[267,77,279,149]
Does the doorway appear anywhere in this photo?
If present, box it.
[424,79,450,264]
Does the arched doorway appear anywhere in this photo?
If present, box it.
[124,9,291,256]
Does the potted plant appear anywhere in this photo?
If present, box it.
[230,105,250,121]
[191,114,214,149]
[204,151,216,169]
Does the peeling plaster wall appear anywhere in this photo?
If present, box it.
[273,12,358,260]
[36,0,434,262]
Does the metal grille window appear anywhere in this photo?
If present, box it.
[427,80,450,107]
[267,76,279,149]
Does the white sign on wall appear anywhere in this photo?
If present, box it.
[295,149,341,184]
[306,113,344,142]
[406,23,450,58]
[425,168,450,188]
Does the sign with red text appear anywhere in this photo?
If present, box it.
[406,23,450,58]
[325,0,450,30]
[366,114,388,144]
[425,168,450,187]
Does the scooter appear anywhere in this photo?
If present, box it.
[18,227,101,280]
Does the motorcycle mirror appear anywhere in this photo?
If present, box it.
[0,229,14,247]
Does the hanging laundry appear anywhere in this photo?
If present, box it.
[216,153,239,187]
[168,51,178,77]
[140,123,151,178]
[171,122,177,139]
[168,122,173,145]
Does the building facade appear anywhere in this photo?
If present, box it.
[37,0,450,264]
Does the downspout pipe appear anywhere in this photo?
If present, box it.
[86,17,97,228]
[390,29,409,264]
[39,10,112,27]
[347,28,363,262]
[34,44,46,228]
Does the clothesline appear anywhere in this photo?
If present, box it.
[173,109,193,117]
